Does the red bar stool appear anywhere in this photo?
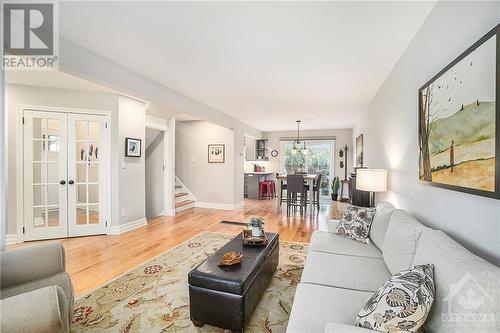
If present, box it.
[267,181,276,199]
[259,180,276,200]
[259,181,268,200]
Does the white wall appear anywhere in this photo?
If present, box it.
[0,68,5,250]
[263,128,354,179]
[145,128,164,218]
[353,2,500,265]
[118,96,146,224]
[176,121,238,206]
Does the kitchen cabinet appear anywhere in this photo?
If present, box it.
[256,139,268,160]
[245,137,256,161]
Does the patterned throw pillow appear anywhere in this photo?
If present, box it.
[335,205,376,243]
[355,264,435,333]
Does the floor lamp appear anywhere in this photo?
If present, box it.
[356,169,387,207]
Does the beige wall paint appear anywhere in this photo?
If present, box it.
[262,128,354,179]
[176,121,237,205]
[353,2,500,264]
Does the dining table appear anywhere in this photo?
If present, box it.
[276,174,317,212]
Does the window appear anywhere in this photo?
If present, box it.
[280,140,334,196]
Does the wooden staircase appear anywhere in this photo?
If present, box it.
[174,180,195,213]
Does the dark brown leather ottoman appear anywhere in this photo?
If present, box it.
[188,232,279,332]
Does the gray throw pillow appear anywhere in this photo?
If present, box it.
[355,264,435,332]
[335,205,376,243]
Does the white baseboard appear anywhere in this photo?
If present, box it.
[107,217,147,235]
[195,201,244,211]
[162,209,175,216]
[6,234,19,245]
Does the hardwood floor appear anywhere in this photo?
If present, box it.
[9,199,347,297]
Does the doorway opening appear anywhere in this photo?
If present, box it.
[145,128,165,219]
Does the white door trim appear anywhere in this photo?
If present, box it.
[16,105,112,242]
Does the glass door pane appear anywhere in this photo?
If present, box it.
[305,141,333,197]
[68,115,107,236]
[23,111,67,240]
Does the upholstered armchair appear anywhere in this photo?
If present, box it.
[0,243,74,333]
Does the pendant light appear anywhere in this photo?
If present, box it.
[292,120,308,155]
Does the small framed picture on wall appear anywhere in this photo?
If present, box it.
[208,144,225,163]
[125,137,142,157]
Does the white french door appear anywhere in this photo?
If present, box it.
[24,110,108,241]
[67,114,107,237]
[24,111,68,240]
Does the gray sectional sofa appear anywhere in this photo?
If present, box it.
[287,201,500,333]
[0,243,74,333]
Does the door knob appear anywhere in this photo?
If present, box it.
[60,180,66,185]
[68,180,74,185]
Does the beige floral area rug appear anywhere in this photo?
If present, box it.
[72,232,308,333]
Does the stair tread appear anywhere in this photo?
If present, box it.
[175,200,194,208]
[175,192,188,198]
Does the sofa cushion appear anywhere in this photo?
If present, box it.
[0,285,69,333]
[287,283,373,333]
[336,205,376,243]
[301,251,390,292]
[0,272,74,324]
[369,201,396,250]
[310,231,383,258]
[412,230,500,333]
[355,264,435,332]
[383,210,428,274]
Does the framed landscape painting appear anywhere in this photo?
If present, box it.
[418,24,500,199]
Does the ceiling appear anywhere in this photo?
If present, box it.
[57,1,434,131]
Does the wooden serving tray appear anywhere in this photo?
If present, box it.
[242,229,268,246]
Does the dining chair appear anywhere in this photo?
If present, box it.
[304,173,322,209]
[313,173,322,209]
[286,174,307,215]
[277,173,287,206]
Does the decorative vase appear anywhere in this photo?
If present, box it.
[251,227,262,237]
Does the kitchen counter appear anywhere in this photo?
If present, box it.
[244,172,275,199]
[244,172,274,175]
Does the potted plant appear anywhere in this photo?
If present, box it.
[331,176,340,201]
[248,217,265,237]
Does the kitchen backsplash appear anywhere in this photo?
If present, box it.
[244,161,279,173]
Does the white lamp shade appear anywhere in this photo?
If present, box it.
[356,169,387,192]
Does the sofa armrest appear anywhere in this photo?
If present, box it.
[0,285,69,333]
[325,323,375,333]
[1,243,66,289]
[327,219,340,233]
